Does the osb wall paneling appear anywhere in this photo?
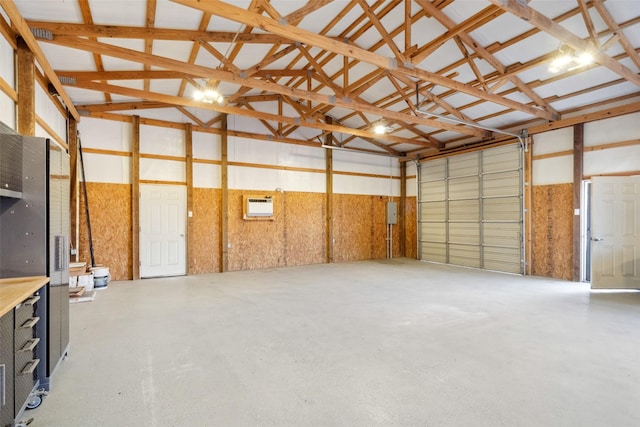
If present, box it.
[333,194,372,262]
[227,190,286,271]
[78,183,132,280]
[189,188,221,274]
[532,184,573,280]
[283,192,325,267]
[405,197,417,259]
[332,194,394,263]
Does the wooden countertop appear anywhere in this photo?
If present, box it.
[0,276,49,317]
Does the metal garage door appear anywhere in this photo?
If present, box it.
[418,143,523,274]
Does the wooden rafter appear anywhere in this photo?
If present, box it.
[65,79,437,149]
[282,0,334,26]
[4,0,638,155]
[357,0,406,64]
[592,0,640,71]
[78,0,111,103]
[39,34,480,136]
[0,0,79,120]
[25,21,293,44]
[144,0,157,92]
[489,0,640,86]
[172,0,555,121]
[177,12,211,97]
[415,0,559,119]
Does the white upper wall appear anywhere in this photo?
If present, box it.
[532,112,640,186]
[35,84,67,142]
[532,127,573,185]
[406,160,417,198]
[78,118,132,184]
[0,33,14,128]
[584,112,640,146]
[76,116,401,195]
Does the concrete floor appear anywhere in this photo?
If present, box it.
[29,259,640,426]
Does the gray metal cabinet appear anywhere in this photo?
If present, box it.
[0,289,42,427]
[0,311,15,427]
[1,124,70,392]
[13,296,40,416]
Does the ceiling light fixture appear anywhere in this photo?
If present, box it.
[193,87,224,104]
[548,44,594,74]
[374,123,387,134]
[373,121,395,135]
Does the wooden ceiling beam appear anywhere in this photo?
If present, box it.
[411,4,503,64]
[25,20,293,44]
[577,0,598,45]
[283,0,334,26]
[0,0,79,120]
[56,70,195,81]
[356,0,406,64]
[416,0,559,119]
[177,11,211,97]
[242,44,298,77]
[592,0,640,71]
[198,41,240,73]
[65,79,435,149]
[41,35,477,135]
[488,0,640,86]
[241,100,280,136]
[0,11,16,49]
[78,0,111,103]
[76,101,172,112]
[171,0,554,121]
[144,0,157,92]
[176,106,206,127]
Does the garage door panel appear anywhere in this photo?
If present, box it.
[483,170,520,198]
[484,246,521,273]
[449,175,479,200]
[483,222,521,247]
[420,181,446,202]
[448,152,479,177]
[483,144,520,173]
[418,143,522,274]
[483,197,521,221]
[449,244,480,268]
[421,201,446,221]
[450,222,480,245]
[450,199,479,221]
[421,158,446,181]
[420,223,446,242]
[422,242,446,263]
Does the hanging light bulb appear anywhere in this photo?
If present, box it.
[548,44,595,74]
[374,124,387,134]
[193,85,225,104]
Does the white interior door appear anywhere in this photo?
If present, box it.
[140,184,186,278]
[591,176,640,289]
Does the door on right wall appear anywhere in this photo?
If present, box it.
[591,176,640,289]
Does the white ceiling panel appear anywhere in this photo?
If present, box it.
[5,0,639,156]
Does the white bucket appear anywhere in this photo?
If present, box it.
[91,266,110,289]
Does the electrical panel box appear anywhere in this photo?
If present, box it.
[386,201,397,225]
[244,196,274,219]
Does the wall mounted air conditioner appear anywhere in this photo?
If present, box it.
[245,196,274,218]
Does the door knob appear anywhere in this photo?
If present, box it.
[591,237,604,242]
